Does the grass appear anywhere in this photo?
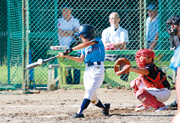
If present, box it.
[0,64,175,90]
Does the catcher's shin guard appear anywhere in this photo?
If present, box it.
[136,89,165,109]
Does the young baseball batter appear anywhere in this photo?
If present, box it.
[129,49,171,112]
[58,24,110,118]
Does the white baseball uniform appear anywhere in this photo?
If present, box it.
[79,37,105,102]
[58,15,80,48]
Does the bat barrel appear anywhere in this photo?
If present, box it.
[26,55,59,70]
[26,62,40,70]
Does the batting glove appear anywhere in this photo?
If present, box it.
[63,48,73,55]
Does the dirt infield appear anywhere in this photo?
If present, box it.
[0,88,177,123]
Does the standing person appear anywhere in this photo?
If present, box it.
[58,2,81,84]
[102,12,129,82]
[146,3,159,50]
[129,49,171,112]
[58,24,110,118]
[166,15,180,109]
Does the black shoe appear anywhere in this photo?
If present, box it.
[71,113,85,118]
[102,103,110,116]
[167,101,177,108]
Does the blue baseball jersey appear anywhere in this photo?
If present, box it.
[169,46,180,71]
[79,37,105,63]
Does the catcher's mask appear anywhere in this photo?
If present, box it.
[166,15,180,36]
[135,49,155,68]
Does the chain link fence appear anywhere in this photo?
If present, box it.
[0,0,179,91]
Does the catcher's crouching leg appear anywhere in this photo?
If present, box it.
[130,78,141,96]
[136,89,166,111]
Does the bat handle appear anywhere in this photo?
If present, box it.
[43,55,59,63]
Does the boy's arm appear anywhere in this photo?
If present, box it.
[129,67,149,75]
[58,53,84,63]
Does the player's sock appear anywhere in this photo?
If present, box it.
[95,100,106,109]
[77,98,91,114]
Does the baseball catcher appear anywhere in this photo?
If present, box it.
[122,49,171,112]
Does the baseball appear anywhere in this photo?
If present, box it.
[37,59,43,65]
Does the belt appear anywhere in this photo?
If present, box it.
[87,61,101,67]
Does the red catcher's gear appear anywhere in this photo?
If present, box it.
[140,74,166,89]
[136,89,165,109]
[135,49,155,68]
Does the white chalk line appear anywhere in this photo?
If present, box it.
[0,104,136,108]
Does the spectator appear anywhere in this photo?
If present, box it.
[102,12,129,82]
[146,3,159,50]
[58,2,81,84]
[166,15,180,109]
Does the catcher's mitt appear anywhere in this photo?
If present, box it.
[114,58,131,76]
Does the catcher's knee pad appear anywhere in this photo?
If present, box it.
[135,88,147,99]
[130,78,141,93]
[136,89,164,108]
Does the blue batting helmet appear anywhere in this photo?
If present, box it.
[75,24,95,39]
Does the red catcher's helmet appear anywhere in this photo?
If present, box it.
[135,49,155,68]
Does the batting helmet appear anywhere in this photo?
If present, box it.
[166,15,180,35]
[74,24,95,39]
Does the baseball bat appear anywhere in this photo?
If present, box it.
[72,41,97,51]
[26,41,96,69]
[26,55,59,70]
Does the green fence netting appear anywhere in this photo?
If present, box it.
[0,0,179,91]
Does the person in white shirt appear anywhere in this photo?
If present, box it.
[58,3,80,48]
[102,12,129,82]
[58,2,81,84]
[102,12,129,50]
[146,3,159,50]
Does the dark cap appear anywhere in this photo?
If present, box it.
[147,4,156,11]
[61,2,72,9]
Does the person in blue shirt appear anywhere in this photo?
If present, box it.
[146,3,159,50]
[58,24,110,118]
[169,46,180,123]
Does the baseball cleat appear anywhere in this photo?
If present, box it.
[135,104,153,111]
[167,101,177,108]
[71,113,85,118]
[102,103,110,116]
[154,105,167,112]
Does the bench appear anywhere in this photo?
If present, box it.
[47,50,175,87]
